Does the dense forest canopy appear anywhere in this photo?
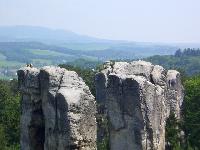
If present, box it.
[183,75,200,149]
[145,48,200,75]
[175,48,200,57]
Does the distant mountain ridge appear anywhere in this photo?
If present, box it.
[0,25,200,49]
[0,25,114,44]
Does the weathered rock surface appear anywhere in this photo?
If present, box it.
[95,60,184,150]
[18,66,97,150]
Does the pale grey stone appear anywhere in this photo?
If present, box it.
[18,66,97,150]
[95,61,184,150]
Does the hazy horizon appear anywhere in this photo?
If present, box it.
[1,0,200,43]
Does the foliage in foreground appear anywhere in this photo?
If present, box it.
[183,75,200,149]
[0,79,20,149]
[165,113,182,150]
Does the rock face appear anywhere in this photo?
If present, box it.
[95,61,184,150]
[18,66,97,150]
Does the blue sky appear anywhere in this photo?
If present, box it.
[0,0,200,42]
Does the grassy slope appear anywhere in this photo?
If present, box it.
[0,53,24,68]
[26,49,74,57]
[0,53,6,60]
[0,60,24,68]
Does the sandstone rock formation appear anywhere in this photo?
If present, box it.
[95,61,184,150]
[18,66,97,150]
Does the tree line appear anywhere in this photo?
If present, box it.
[175,48,200,57]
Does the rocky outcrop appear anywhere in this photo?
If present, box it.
[18,66,97,150]
[18,61,183,150]
[95,61,184,150]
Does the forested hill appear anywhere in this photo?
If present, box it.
[144,48,200,75]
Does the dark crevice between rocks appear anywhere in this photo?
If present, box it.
[150,74,155,85]
[54,71,65,150]
[96,99,110,149]
[143,90,154,150]
[28,100,45,150]
[119,78,128,129]
[68,145,80,150]
[96,74,110,150]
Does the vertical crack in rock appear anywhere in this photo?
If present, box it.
[29,100,45,150]
[54,71,65,150]
[18,66,97,150]
[95,60,184,150]
[17,67,45,150]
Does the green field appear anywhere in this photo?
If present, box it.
[31,59,52,64]
[0,53,7,60]
[0,60,24,68]
[27,49,73,57]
